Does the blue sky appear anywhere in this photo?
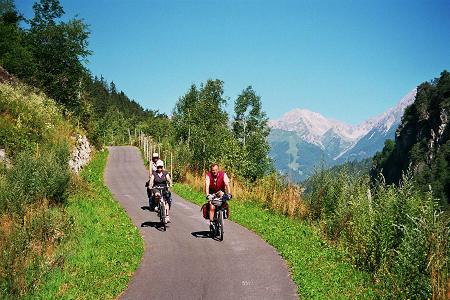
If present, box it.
[16,0,450,124]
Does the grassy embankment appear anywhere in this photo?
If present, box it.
[30,150,144,299]
[0,83,143,299]
[173,183,376,299]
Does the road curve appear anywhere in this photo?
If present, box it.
[104,146,298,300]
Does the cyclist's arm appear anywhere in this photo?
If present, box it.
[205,176,212,197]
[166,173,173,187]
[149,174,155,188]
[224,173,231,194]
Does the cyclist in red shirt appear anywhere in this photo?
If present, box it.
[205,163,231,221]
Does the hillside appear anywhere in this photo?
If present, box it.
[373,70,450,205]
[0,80,74,297]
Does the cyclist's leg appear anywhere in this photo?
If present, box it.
[223,202,229,218]
[162,199,171,222]
[209,203,215,221]
[165,190,172,209]
[147,188,154,210]
[153,189,161,210]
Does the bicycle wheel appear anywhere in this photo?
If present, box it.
[160,202,166,231]
[218,210,224,241]
[209,218,215,238]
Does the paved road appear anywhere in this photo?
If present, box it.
[104,146,298,300]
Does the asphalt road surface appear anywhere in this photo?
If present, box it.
[104,146,298,300]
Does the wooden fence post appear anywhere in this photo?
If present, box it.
[148,138,150,161]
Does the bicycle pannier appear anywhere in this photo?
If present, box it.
[201,203,209,219]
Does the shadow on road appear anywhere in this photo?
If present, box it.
[191,231,211,238]
[141,221,166,231]
[140,205,151,211]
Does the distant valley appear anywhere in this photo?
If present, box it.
[268,89,417,181]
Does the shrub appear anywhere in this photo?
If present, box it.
[0,142,70,215]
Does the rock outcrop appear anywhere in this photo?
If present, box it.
[0,66,17,84]
[69,135,91,173]
[0,148,11,167]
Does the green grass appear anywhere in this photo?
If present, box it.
[173,183,376,299]
[30,150,144,299]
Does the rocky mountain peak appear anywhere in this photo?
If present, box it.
[268,88,417,181]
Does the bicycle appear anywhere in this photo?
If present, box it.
[153,185,170,231]
[209,196,227,241]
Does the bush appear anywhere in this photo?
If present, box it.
[0,142,70,215]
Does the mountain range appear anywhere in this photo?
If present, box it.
[268,88,417,181]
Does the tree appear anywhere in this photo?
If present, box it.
[29,0,64,28]
[173,84,199,146]
[109,81,117,94]
[92,107,130,146]
[139,111,172,142]
[0,0,36,79]
[28,0,91,111]
[232,86,272,180]
[173,79,234,172]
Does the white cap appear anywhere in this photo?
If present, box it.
[152,152,159,158]
[156,160,164,168]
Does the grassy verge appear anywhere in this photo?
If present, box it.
[173,183,376,299]
[30,150,144,299]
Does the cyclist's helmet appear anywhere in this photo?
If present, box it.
[156,160,164,168]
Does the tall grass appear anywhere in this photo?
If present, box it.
[180,167,449,298]
[183,171,308,218]
[30,150,144,299]
[305,168,449,299]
